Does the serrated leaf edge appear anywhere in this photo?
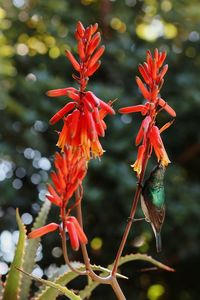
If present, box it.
[20,200,51,300]
[2,209,27,300]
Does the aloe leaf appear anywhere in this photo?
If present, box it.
[2,209,26,300]
[20,200,51,300]
[33,262,84,300]
[79,253,174,299]
[33,263,126,300]
[117,253,175,272]
[17,268,81,300]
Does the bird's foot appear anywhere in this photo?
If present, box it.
[137,181,143,189]
[127,217,146,223]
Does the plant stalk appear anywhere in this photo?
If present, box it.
[75,187,127,299]
[60,205,86,275]
[112,144,150,276]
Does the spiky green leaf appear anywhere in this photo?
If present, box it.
[117,253,175,272]
[2,209,26,300]
[33,262,84,300]
[17,269,81,300]
[79,253,174,299]
[34,263,127,300]
[20,200,51,300]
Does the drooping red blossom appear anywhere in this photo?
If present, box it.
[47,22,115,160]
[119,49,176,175]
[46,146,87,207]
[65,216,88,251]
[28,223,59,239]
[28,216,87,251]
[148,125,170,167]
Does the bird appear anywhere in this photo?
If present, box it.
[141,163,166,252]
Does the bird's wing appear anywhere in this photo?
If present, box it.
[145,200,165,232]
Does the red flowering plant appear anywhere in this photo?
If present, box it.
[47,21,115,160]
[110,49,176,275]
[119,49,176,176]
[21,24,176,300]
[28,147,88,252]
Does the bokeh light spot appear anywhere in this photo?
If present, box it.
[0,262,8,275]
[16,43,29,56]
[52,247,62,258]
[32,266,43,277]
[161,0,172,12]
[26,73,37,82]
[164,23,178,39]
[49,47,60,59]
[136,20,164,41]
[38,157,51,171]
[12,178,23,189]
[90,237,103,250]
[147,284,165,300]
[21,213,33,225]
[121,114,132,124]
[13,0,25,8]
[24,148,35,159]
[110,17,126,33]
[0,8,6,19]
[189,31,199,42]
[44,35,56,47]
[185,47,196,58]
[15,167,26,178]
[31,173,41,184]
[34,120,48,132]
[0,45,14,57]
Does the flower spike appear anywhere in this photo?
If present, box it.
[46,146,87,208]
[119,49,176,175]
[47,21,115,160]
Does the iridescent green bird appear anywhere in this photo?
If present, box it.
[141,163,166,252]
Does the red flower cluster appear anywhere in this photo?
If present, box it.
[119,49,176,175]
[46,146,87,207]
[47,21,115,159]
[65,216,88,251]
[28,146,88,251]
[28,216,87,251]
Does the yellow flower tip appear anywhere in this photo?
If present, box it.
[161,157,171,167]
[131,162,142,176]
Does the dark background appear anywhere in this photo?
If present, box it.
[0,0,200,299]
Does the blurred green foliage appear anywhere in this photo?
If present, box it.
[0,0,200,299]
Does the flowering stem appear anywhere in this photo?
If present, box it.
[112,144,150,276]
[75,189,109,281]
[111,278,126,300]
[60,205,86,275]
[75,187,126,300]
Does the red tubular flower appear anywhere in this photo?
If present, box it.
[46,146,87,207]
[148,126,170,166]
[47,22,115,160]
[65,216,88,251]
[28,223,59,239]
[119,105,147,115]
[135,116,152,146]
[119,49,176,175]
[66,221,80,251]
[131,145,145,175]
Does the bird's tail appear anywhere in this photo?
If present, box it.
[155,232,162,253]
